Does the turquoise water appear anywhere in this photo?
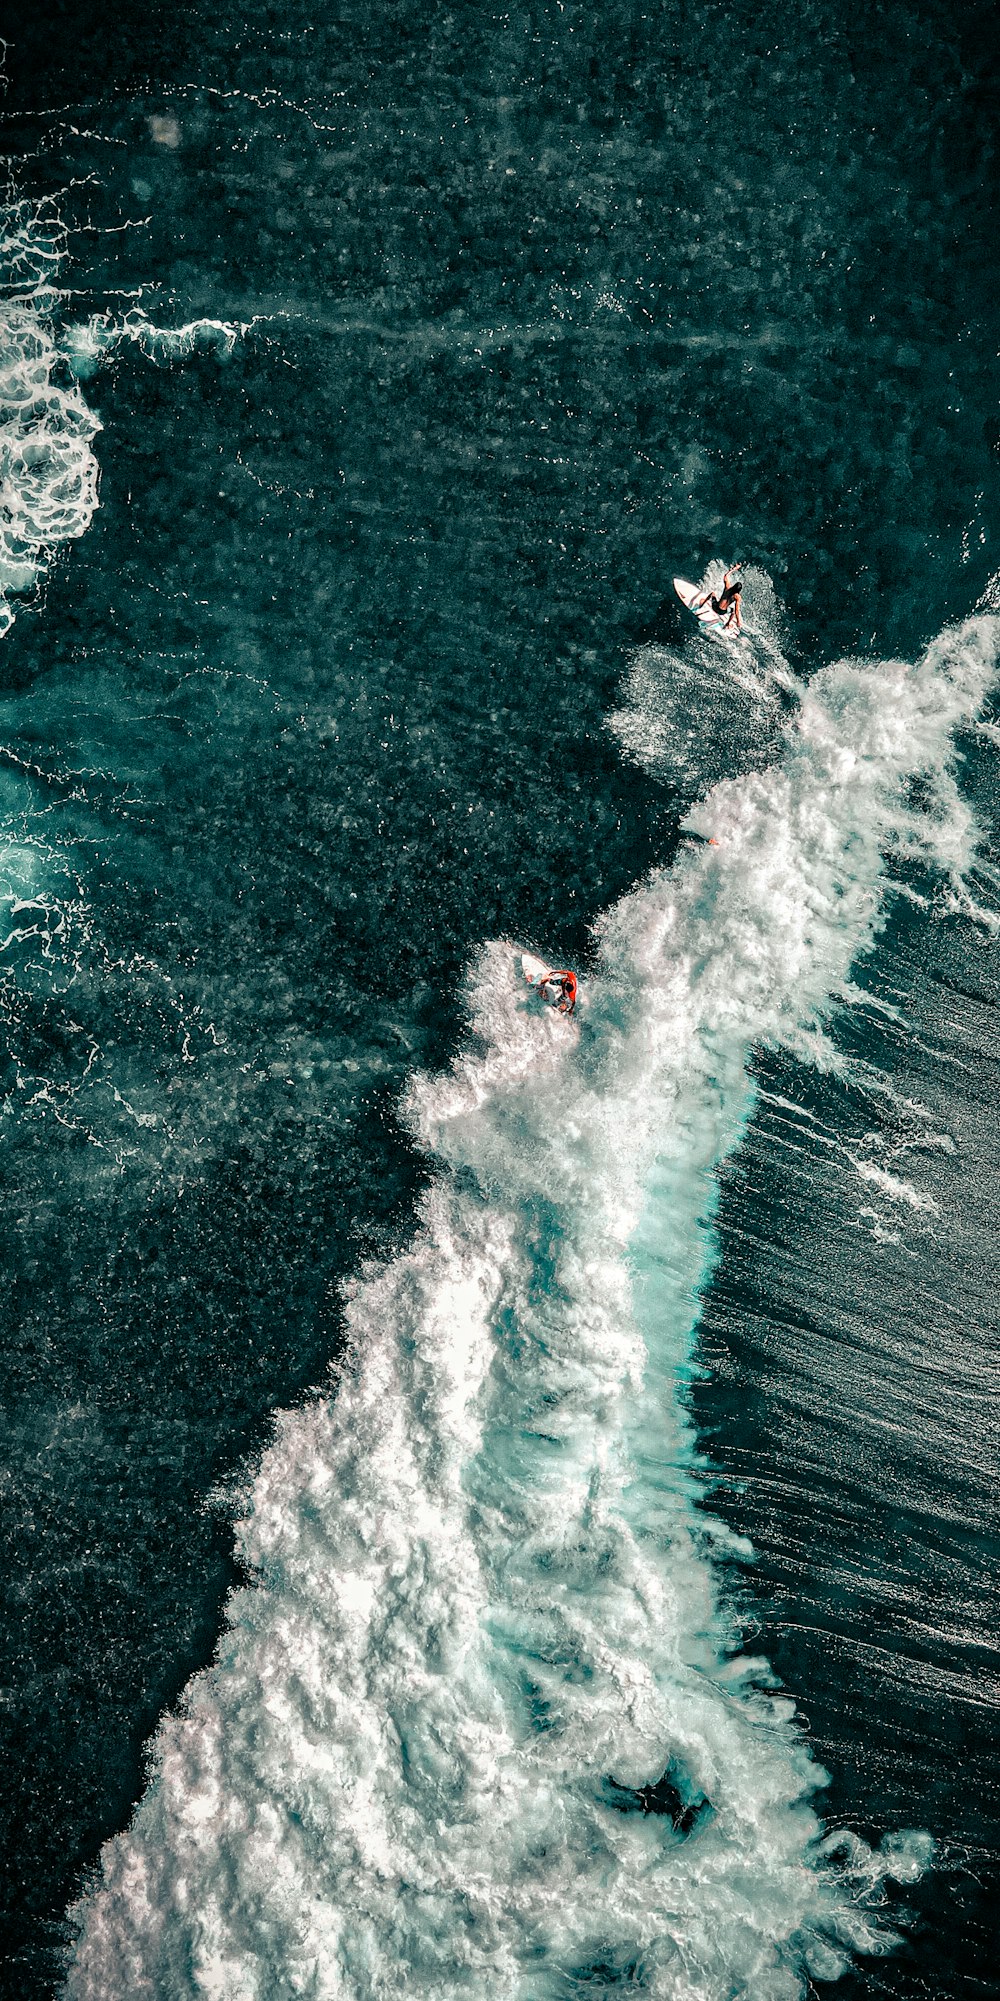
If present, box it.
[1,2,999,1995]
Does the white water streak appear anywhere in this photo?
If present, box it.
[63,310,256,377]
[0,200,101,638]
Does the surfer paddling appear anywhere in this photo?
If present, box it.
[698,569,743,631]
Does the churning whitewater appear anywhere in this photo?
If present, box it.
[0,200,101,642]
[63,603,998,2000]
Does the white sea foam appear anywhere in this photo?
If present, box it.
[1,193,252,642]
[0,199,102,639]
[63,311,254,379]
[852,1160,940,1214]
[65,611,997,1998]
[1,192,262,1161]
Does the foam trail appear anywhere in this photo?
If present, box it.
[608,568,797,798]
[65,615,997,1999]
[0,199,101,639]
[63,311,255,378]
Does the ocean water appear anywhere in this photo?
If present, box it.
[1,1,999,1996]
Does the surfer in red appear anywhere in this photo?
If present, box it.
[540,970,578,1015]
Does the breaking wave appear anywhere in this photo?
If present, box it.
[64,608,998,1998]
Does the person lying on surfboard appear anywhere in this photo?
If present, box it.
[539,970,577,1015]
[698,569,743,630]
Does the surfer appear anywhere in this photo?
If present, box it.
[539,969,578,1015]
[699,569,743,631]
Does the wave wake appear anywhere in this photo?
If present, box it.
[65,611,998,1999]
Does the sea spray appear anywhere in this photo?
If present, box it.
[64,613,996,1999]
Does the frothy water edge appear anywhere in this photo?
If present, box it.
[0,190,251,641]
[0,198,101,641]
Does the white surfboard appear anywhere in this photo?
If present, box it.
[521,951,551,987]
[673,576,727,629]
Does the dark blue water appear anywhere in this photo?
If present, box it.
[1,1,999,1994]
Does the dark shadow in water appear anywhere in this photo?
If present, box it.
[603,1766,711,1837]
